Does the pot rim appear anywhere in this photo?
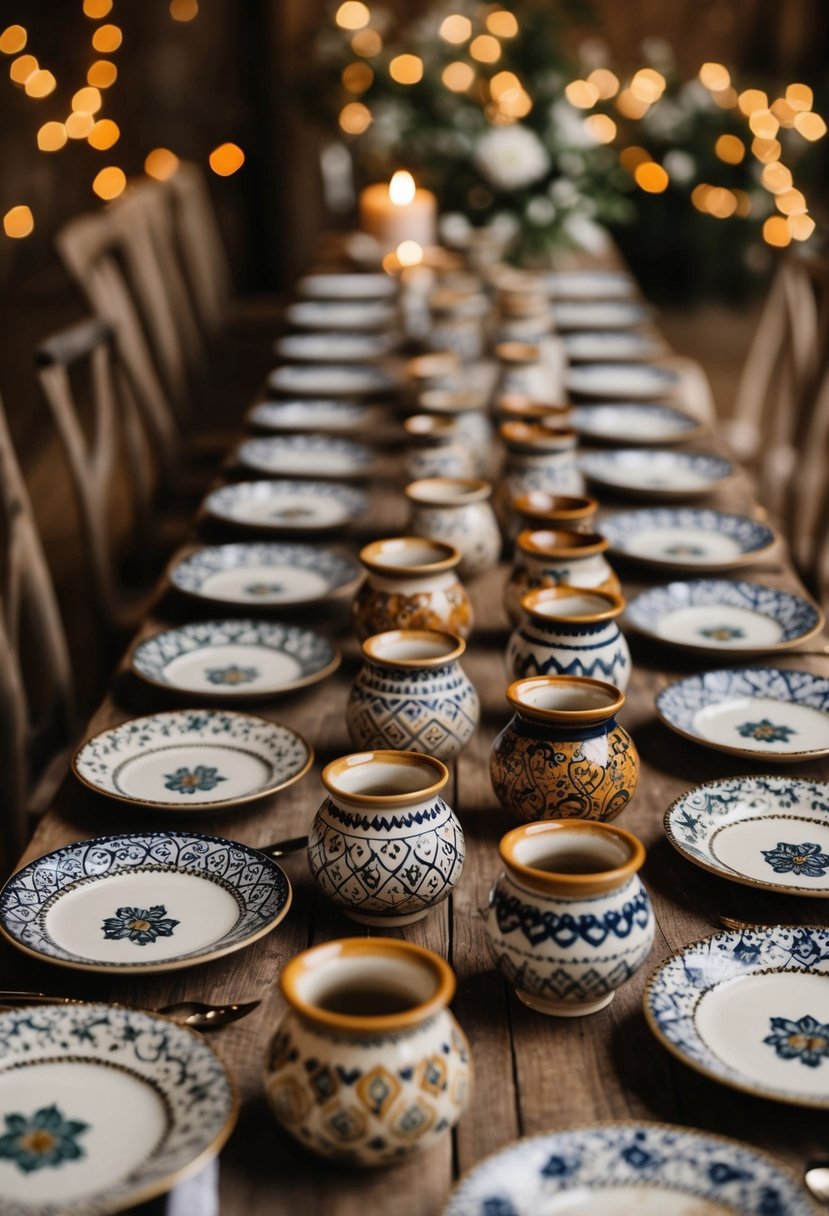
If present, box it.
[405,351,461,381]
[520,584,626,624]
[494,341,541,364]
[498,820,646,898]
[361,627,466,668]
[403,414,458,443]
[516,528,609,558]
[418,388,485,415]
[497,395,571,422]
[512,491,598,522]
[505,674,625,723]
[359,535,461,577]
[500,421,577,450]
[405,476,492,507]
[321,748,449,805]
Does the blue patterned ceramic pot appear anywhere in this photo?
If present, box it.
[507,586,631,691]
[266,938,471,1167]
[405,477,502,578]
[403,414,476,481]
[504,529,621,626]
[347,629,479,760]
[417,389,494,478]
[499,421,585,514]
[484,819,654,1016]
[307,751,465,926]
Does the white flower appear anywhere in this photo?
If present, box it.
[490,211,521,241]
[549,178,578,206]
[663,150,696,183]
[526,196,556,226]
[473,125,551,191]
[549,99,594,148]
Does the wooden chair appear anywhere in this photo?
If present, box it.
[787,336,829,611]
[165,161,233,337]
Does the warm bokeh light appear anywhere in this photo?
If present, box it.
[690,183,711,212]
[169,0,199,20]
[145,147,180,180]
[565,80,599,109]
[486,10,518,37]
[25,69,56,98]
[794,111,827,140]
[338,101,372,133]
[389,170,416,205]
[489,70,531,118]
[0,25,27,55]
[619,145,650,172]
[763,215,791,247]
[616,87,650,119]
[83,0,113,16]
[351,29,381,56]
[336,1,370,30]
[712,86,738,108]
[789,213,816,241]
[439,14,472,43]
[770,98,797,128]
[490,71,519,99]
[706,186,737,218]
[3,205,34,238]
[634,161,669,193]
[761,161,793,193]
[396,240,423,266]
[37,121,67,152]
[442,61,474,92]
[389,54,423,85]
[10,54,38,84]
[87,59,117,87]
[92,166,126,200]
[342,61,373,92]
[715,134,745,164]
[587,68,619,99]
[630,68,665,103]
[699,62,730,91]
[775,188,807,216]
[733,189,751,217]
[751,136,781,163]
[584,113,617,143]
[469,34,501,63]
[785,83,813,112]
[72,86,102,114]
[66,111,96,139]
[748,109,779,138]
[91,24,122,52]
[738,88,768,116]
[209,142,245,176]
[87,117,120,149]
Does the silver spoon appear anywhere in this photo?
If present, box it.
[805,1161,829,1205]
[0,992,260,1030]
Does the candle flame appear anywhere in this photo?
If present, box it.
[389,170,416,205]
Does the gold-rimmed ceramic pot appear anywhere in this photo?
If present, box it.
[498,421,584,519]
[402,414,475,481]
[307,750,465,925]
[495,394,571,428]
[265,937,471,1165]
[353,536,473,640]
[490,675,639,823]
[347,629,479,760]
[484,820,654,1016]
[417,389,493,476]
[504,528,620,625]
[405,477,502,577]
[507,586,631,691]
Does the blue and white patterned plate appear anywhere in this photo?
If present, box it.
[168,542,362,608]
[571,403,702,446]
[566,363,680,400]
[0,1002,236,1215]
[563,330,667,363]
[665,775,829,897]
[285,299,397,331]
[646,926,829,1108]
[656,667,829,761]
[296,272,397,300]
[247,398,389,434]
[274,332,396,363]
[627,580,823,654]
[236,434,375,480]
[580,449,734,500]
[267,364,396,399]
[443,1122,812,1214]
[73,709,312,810]
[552,300,651,331]
[130,620,340,699]
[600,508,777,571]
[202,479,369,534]
[544,268,637,299]
[0,830,291,973]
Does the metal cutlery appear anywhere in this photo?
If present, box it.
[261,834,308,858]
[0,992,260,1030]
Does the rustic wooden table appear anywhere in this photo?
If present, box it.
[5,345,829,1215]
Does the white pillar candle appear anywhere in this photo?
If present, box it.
[359,171,437,254]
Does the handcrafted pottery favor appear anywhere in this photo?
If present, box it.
[405,477,502,577]
[494,342,559,403]
[353,537,473,640]
[265,938,471,1166]
[485,819,654,1016]
[402,414,475,481]
[507,586,631,691]
[307,751,465,925]
[494,394,571,428]
[416,389,493,477]
[347,629,479,760]
[504,529,621,626]
[490,676,638,823]
[512,490,599,534]
[499,422,584,507]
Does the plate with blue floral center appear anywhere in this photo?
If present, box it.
[551,300,652,331]
[202,479,369,534]
[246,398,390,434]
[267,364,397,399]
[168,542,362,608]
[566,363,681,401]
[443,1121,812,1214]
[580,449,734,500]
[563,330,667,363]
[600,507,777,571]
[544,269,638,300]
[274,331,397,363]
[73,709,312,810]
[571,403,702,447]
[0,830,291,973]
[666,776,829,897]
[0,1002,236,1214]
[645,926,829,1108]
[235,434,375,480]
[285,299,397,331]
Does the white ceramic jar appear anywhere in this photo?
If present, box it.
[403,414,476,481]
[507,586,631,691]
[353,536,474,640]
[504,528,621,625]
[499,421,585,503]
[417,389,494,478]
[405,477,502,577]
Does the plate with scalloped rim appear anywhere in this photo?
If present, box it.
[130,619,340,700]
[0,1002,237,1216]
[202,479,369,535]
[580,449,735,500]
[600,508,778,572]
[443,1121,813,1215]
[274,332,397,363]
[236,434,375,480]
[626,580,823,655]
[552,299,652,331]
[285,299,398,331]
[168,542,362,609]
[563,329,667,363]
[656,667,829,762]
[247,398,390,434]
[544,268,638,300]
[267,364,397,399]
[0,829,292,975]
[296,272,397,300]
[665,775,829,898]
[645,925,829,1108]
[566,363,681,401]
[73,709,312,811]
[571,403,703,446]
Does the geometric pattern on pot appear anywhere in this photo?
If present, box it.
[600,508,777,571]
[247,399,388,434]
[655,667,829,762]
[168,542,362,608]
[644,925,829,1108]
[0,1003,237,1216]
[236,434,374,480]
[665,775,829,897]
[347,665,479,760]
[202,480,369,535]
[579,448,734,500]
[130,619,340,699]
[267,365,397,398]
[0,830,291,973]
[507,611,631,689]
[73,709,312,810]
[442,1122,814,1215]
[571,403,701,447]
[626,579,823,654]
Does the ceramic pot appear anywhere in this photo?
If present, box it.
[495,394,571,428]
[499,421,585,512]
[353,537,473,640]
[507,586,631,691]
[405,350,461,394]
[427,288,490,361]
[504,528,620,626]
[265,937,471,1165]
[405,477,502,577]
[307,750,465,925]
[417,389,493,477]
[403,415,475,481]
[490,675,639,823]
[484,820,654,1016]
[512,491,599,535]
[494,342,561,404]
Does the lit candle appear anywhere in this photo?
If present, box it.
[359,170,437,254]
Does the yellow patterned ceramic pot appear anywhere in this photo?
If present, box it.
[490,675,639,823]
[504,528,621,626]
[265,937,472,1166]
[353,537,473,640]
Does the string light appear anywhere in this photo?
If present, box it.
[91,24,122,52]
[587,68,619,99]
[439,14,472,43]
[92,165,126,199]
[794,111,827,140]
[583,113,617,143]
[715,134,745,164]
[87,117,120,148]
[565,80,599,108]
[762,215,791,247]
[351,29,381,56]
[775,188,807,215]
[733,189,751,217]
[789,213,815,241]
[24,69,56,98]
[72,85,102,113]
[87,59,117,87]
[748,108,779,138]
[706,186,737,217]
[0,25,27,54]
[785,83,812,111]
[37,121,67,151]
[770,98,797,128]
[10,54,38,84]
[690,183,711,212]
[209,142,245,175]
[442,61,474,92]
[145,148,180,179]
[619,145,650,171]
[760,162,793,193]
[82,0,113,17]
[342,61,373,92]
[335,2,370,31]
[616,87,650,119]
[66,111,95,139]
[634,161,669,193]
[169,0,199,20]
[711,86,738,108]
[738,88,767,116]
[751,136,781,163]
[3,205,34,238]
[469,35,501,63]
[630,68,665,103]
[389,54,423,85]
[486,11,518,37]
[699,62,730,90]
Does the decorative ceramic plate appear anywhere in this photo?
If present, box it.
[202,480,369,535]
[563,330,666,363]
[285,299,397,331]
[443,1122,812,1214]
[665,775,829,897]
[646,926,829,1108]
[168,542,362,608]
[130,619,340,699]
[552,300,651,331]
[236,434,374,480]
[296,272,397,300]
[580,449,734,499]
[247,399,388,434]
[566,363,680,400]
[544,268,637,299]
[0,830,292,973]
[571,403,702,446]
[0,1002,236,1215]
[73,709,312,810]
[267,364,396,398]
[656,667,829,762]
[626,580,823,655]
[600,508,777,571]
[274,332,395,363]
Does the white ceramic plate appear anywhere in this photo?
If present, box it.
[553,300,651,331]
[286,299,397,331]
[130,619,340,699]
[73,709,312,810]
[267,364,397,398]
[444,1122,811,1214]
[656,667,829,762]
[236,434,374,480]
[566,363,680,400]
[580,449,734,499]
[572,403,702,446]
[274,332,396,363]
[202,479,369,534]
[600,508,777,571]
[296,272,397,300]
[665,775,829,897]
[0,1002,236,1215]
[564,330,666,363]
[545,269,637,299]
[248,399,389,434]
[646,926,829,1108]
[168,542,362,608]
[0,830,292,973]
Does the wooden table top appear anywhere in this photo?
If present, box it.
[6,338,829,1214]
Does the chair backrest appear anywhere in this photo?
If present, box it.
[787,334,829,609]
[165,161,232,335]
